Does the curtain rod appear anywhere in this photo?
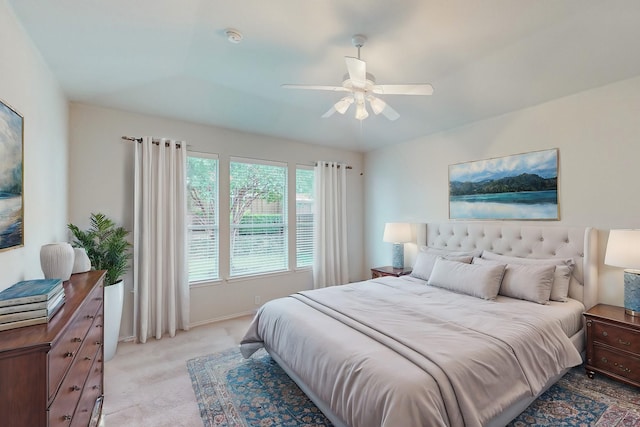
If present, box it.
[315,162,352,170]
[121,136,183,148]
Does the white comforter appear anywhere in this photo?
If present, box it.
[240,277,583,427]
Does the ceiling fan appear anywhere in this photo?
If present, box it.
[282,34,434,121]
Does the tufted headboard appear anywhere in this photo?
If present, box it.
[423,223,598,310]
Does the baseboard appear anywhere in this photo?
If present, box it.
[189,310,255,328]
[116,311,255,343]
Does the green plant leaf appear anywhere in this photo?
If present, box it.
[68,213,132,286]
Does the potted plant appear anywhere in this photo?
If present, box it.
[68,213,132,361]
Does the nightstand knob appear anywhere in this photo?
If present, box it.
[618,338,631,346]
[602,331,608,337]
[601,357,608,363]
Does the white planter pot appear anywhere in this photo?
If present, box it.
[40,243,74,281]
[104,280,124,362]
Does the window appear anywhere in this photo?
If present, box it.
[186,153,219,282]
[296,167,315,268]
[230,158,287,276]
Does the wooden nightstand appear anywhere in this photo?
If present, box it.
[584,304,640,388]
[371,266,412,279]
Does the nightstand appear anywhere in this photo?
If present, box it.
[584,304,640,388]
[371,266,412,279]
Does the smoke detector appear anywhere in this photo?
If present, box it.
[225,28,243,44]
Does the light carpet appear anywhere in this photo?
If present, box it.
[188,348,640,427]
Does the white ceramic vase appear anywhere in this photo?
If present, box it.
[72,247,92,274]
[40,242,75,281]
[104,280,124,362]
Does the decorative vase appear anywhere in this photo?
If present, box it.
[104,280,124,362]
[40,243,74,281]
[72,248,92,274]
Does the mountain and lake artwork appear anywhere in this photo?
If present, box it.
[0,99,23,251]
[449,149,559,220]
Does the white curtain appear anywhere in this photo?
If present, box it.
[313,161,349,288]
[133,137,189,343]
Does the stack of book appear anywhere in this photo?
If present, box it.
[0,279,65,331]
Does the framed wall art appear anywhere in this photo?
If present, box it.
[449,148,559,220]
[0,99,24,251]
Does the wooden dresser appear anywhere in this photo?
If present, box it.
[0,270,106,427]
[584,303,640,388]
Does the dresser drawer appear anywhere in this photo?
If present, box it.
[592,320,640,355]
[70,356,103,427]
[49,352,94,427]
[592,345,640,384]
[49,286,103,398]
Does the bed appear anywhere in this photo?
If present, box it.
[240,223,598,427]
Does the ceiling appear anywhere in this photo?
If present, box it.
[8,0,640,152]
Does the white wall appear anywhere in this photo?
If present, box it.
[365,75,640,307]
[68,103,365,340]
[0,0,68,291]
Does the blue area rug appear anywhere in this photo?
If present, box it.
[188,348,640,427]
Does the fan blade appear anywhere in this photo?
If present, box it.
[373,84,434,95]
[367,96,400,121]
[379,102,400,121]
[321,107,337,118]
[281,84,349,92]
[345,57,367,89]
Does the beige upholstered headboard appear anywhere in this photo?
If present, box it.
[423,223,598,310]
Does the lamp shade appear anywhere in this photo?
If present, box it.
[604,229,640,270]
[383,223,412,244]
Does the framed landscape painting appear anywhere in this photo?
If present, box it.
[449,149,559,220]
[0,99,24,251]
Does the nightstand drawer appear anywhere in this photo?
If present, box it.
[592,321,640,355]
[592,345,640,384]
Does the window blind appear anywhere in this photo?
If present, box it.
[230,157,288,276]
[296,167,314,268]
[186,153,219,282]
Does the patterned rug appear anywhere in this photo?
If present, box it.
[187,348,640,427]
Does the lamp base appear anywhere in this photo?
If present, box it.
[392,243,404,269]
[624,270,640,317]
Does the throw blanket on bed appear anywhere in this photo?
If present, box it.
[240,277,582,427]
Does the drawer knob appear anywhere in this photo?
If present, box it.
[601,357,608,363]
[71,385,81,391]
[84,356,92,361]
[64,351,75,358]
[86,314,95,319]
[95,341,102,346]
[96,324,103,328]
[63,415,72,421]
[72,337,82,343]
[602,331,608,337]
[613,362,631,373]
[618,338,631,346]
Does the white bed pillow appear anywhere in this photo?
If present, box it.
[427,258,505,300]
[480,251,575,302]
[411,252,473,281]
[473,258,555,304]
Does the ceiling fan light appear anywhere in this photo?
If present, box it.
[355,102,369,120]
[334,97,354,114]
[368,96,387,115]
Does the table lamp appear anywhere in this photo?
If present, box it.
[383,223,412,269]
[604,229,640,316]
